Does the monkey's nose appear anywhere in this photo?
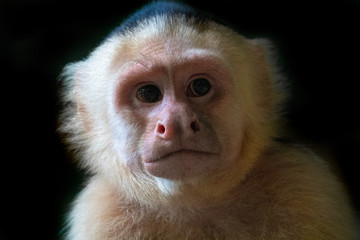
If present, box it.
[156,119,200,140]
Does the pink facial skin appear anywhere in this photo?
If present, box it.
[113,44,239,180]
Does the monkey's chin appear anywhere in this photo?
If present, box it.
[143,150,218,180]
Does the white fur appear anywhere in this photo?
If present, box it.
[59,11,358,240]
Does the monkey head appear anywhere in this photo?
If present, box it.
[59,4,285,204]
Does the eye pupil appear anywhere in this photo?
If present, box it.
[137,85,162,103]
[190,78,211,97]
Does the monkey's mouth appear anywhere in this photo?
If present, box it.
[142,149,219,179]
[145,149,217,163]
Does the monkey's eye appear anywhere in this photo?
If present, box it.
[136,85,162,103]
[187,78,211,97]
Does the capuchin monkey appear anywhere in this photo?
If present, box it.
[59,2,358,239]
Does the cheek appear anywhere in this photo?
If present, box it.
[110,111,145,166]
[138,118,160,159]
[212,104,244,164]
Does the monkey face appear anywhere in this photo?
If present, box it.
[111,36,244,181]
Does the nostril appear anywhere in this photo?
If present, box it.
[190,121,200,132]
[157,124,166,134]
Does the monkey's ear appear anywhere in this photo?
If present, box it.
[250,38,288,109]
[251,38,274,55]
[59,62,92,133]
[76,101,92,132]
[73,72,94,133]
[241,38,288,145]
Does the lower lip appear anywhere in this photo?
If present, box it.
[143,150,218,179]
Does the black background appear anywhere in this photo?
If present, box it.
[1,0,359,239]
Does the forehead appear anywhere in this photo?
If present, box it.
[126,40,225,70]
[107,18,233,71]
[107,38,229,87]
